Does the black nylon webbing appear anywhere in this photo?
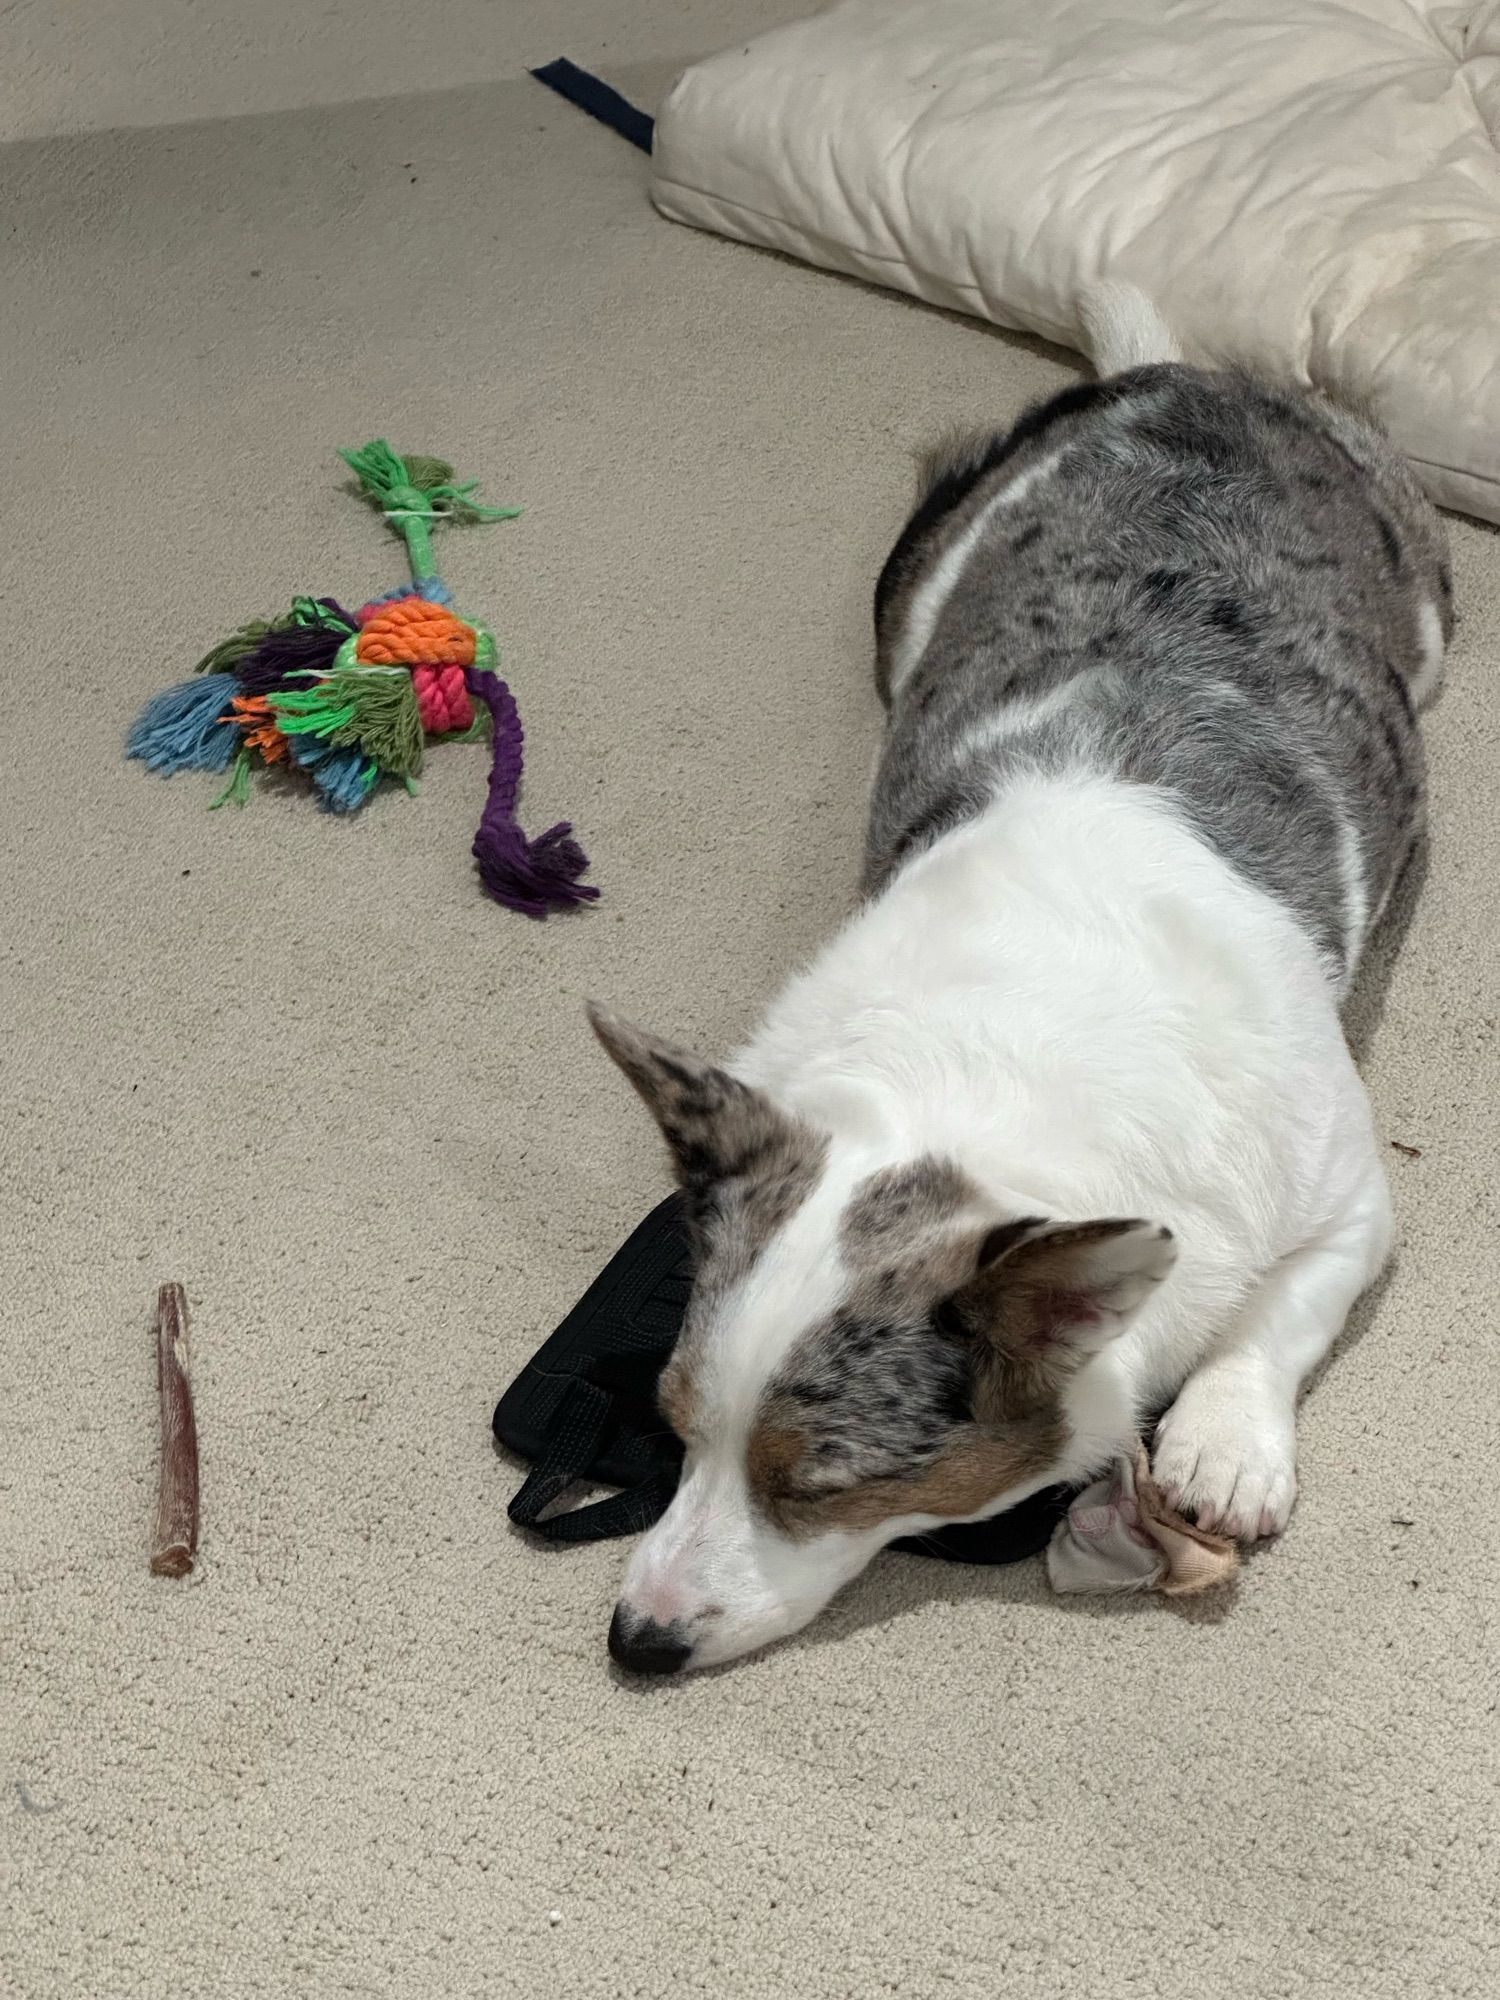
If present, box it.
[506,1376,680,1543]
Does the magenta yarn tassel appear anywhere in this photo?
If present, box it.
[464,668,598,918]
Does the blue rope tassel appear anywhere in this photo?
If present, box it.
[127,674,240,775]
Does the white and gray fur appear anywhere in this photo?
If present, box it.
[869,344,1451,988]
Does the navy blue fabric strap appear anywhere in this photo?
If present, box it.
[531,58,655,154]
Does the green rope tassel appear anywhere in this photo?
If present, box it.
[269,666,426,779]
[208,746,254,810]
[338,439,521,580]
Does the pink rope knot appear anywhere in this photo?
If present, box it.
[412,663,474,734]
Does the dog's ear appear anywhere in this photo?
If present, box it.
[947,1216,1176,1400]
[587,1003,804,1202]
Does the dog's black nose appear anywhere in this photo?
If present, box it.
[608,1605,691,1676]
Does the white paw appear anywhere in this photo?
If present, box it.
[1152,1373,1298,1542]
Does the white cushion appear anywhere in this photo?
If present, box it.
[652,0,1500,523]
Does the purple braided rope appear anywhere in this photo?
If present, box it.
[464,667,598,919]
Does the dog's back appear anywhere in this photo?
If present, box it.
[869,351,1451,990]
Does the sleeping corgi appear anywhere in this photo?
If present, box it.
[592,287,1450,1673]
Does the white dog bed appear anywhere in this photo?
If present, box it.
[651,0,1500,524]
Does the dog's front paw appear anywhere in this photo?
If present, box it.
[1152,1373,1297,1541]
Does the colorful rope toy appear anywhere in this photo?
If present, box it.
[126,441,597,920]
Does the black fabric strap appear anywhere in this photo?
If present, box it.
[517,1469,681,1545]
[507,1376,678,1543]
[507,1378,612,1526]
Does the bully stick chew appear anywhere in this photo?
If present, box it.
[150,1283,199,1577]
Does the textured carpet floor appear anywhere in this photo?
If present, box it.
[3,26,1497,2000]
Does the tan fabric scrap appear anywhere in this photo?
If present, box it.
[1047,1447,1238,1597]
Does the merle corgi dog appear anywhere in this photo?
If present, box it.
[591,286,1451,1673]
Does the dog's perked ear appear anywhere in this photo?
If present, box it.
[586,1003,808,1205]
[947,1216,1177,1412]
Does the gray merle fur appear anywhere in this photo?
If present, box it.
[867,365,1452,987]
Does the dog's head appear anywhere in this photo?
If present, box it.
[590,1007,1174,1673]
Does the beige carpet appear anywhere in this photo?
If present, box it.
[3,19,1498,2000]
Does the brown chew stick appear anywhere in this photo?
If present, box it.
[150,1282,199,1577]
